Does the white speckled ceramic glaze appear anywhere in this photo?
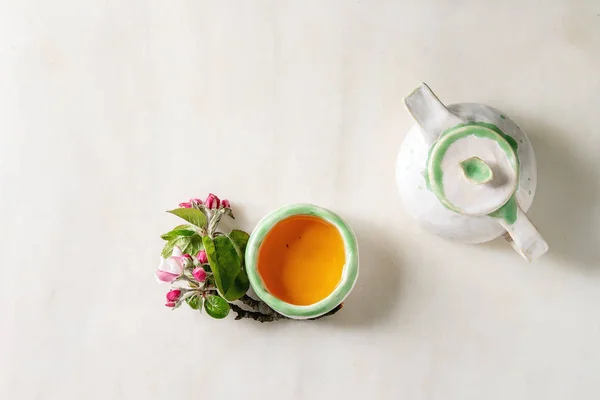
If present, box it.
[396,83,548,261]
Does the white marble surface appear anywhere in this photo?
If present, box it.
[1,1,600,399]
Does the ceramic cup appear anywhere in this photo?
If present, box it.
[245,204,359,319]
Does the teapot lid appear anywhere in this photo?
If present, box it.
[425,122,519,216]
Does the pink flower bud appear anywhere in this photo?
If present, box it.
[205,193,220,209]
[192,267,207,282]
[222,199,231,208]
[197,250,208,264]
[165,301,176,308]
[182,254,193,262]
[191,198,203,206]
[179,202,192,208]
[166,289,181,302]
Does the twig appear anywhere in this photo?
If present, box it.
[238,294,261,309]
[232,295,343,322]
[230,304,287,322]
[239,294,280,316]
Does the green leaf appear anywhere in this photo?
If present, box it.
[186,295,202,310]
[161,234,204,260]
[228,229,250,262]
[204,295,230,319]
[173,224,193,230]
[161,236,191,258]
[230,269,250,300]
[160,229,196,241]
[183,234,204,256]
[167,208,208,229]
[202,235,250,301]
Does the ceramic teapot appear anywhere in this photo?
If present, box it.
[396,83,548,261]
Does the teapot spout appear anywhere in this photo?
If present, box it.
[404,83,463,145]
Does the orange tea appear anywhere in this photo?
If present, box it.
[257,215,345,305]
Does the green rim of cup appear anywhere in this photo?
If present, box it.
[245,204,359,319]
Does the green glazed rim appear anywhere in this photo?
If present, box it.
[245,204,359,319]
[427,122,520,214]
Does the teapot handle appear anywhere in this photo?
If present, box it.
[404,83,463,145]
[497,206,548,261]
